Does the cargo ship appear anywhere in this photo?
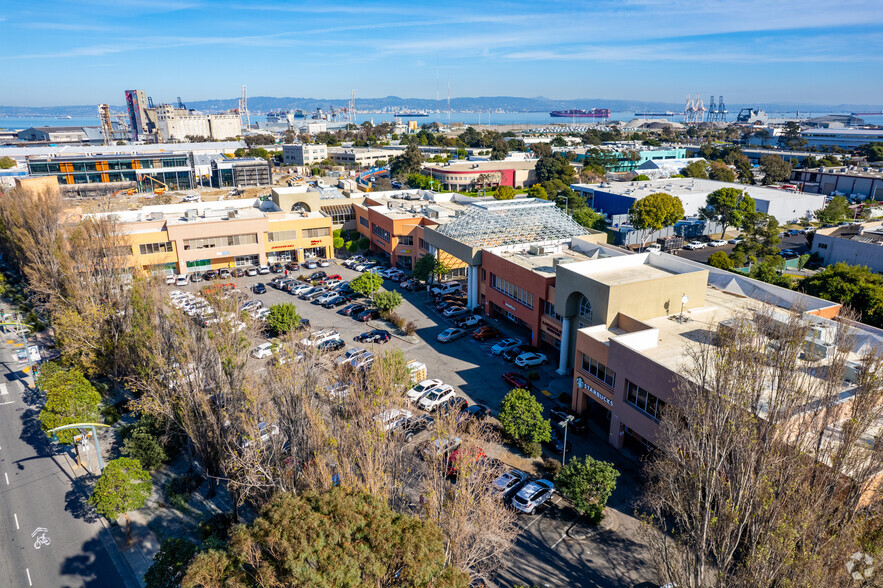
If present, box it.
[549,108,610,118]
[634,111,677,117]
[395,111,429,117]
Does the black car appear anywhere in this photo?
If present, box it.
[252,283,266,294]
[437,396,469,416]
[202,270,218,281]
[355,308,380,322]
[354,329,391,344]
[309,271,327,281]
[460,404,492,422]
[549,408,587,434]
[317,338,345,352]
[270,263,284,274]
[340,303,366,317]
[297,318,311,331]
[435,300,457,312]
[322,296,348,308]
[400,414,435,441]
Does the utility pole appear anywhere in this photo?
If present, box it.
[561,415,574,466]
[48,423,111,475]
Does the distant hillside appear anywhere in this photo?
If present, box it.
[1,96,880,117]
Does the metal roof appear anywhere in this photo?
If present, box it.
[435,198,589,248]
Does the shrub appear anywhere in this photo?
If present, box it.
[198,513,234,549]
[101,403,121,425]
[499,388,551,444]
[556,456,620,525]
[404,321,417,336]
[527,370,540,380]
[123,430,168,471]
[358,236,371,250]
[515,439,543,458]
[333,236,345,250]
[543,457,562,478]
[346,240,358,252]
[164,473,203,511]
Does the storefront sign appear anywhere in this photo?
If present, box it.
[504,302,516,311]
[544,322,562,337]
[310,239,322,245]
[271,245,293,250]
[576,377,613,407]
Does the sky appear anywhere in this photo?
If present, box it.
[1,0,882,107]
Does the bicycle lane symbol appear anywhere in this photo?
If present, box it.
[31,528,50,549]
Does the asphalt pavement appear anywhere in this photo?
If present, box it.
[0,320,138,587]
[673,233,811,264]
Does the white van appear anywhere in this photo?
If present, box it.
[299,328,340,347]
[430,282,462,297]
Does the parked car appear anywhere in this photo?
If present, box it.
[418,385,456,412]
[231,267,247,278]
[314,291,339,305]
[473,326,501,341]
[437,327,467,343]
[400,414,434,441]
[240,300,263,312]
[515,352,548,367]
[374,408,413,432]
[491,338,522,355]
[350,352,375,370]
[728,237,744,245]
[251,342,276,359]
[420,435,462,458]
[285,261,300,272]
[190,273,204,283]
[322,295,348,308]
[780,249,798,258]
[511,479,555,514]
[684,241,707,250]
[303,260,319,270]
[165,274,177,285]
[446,445,487,477]
[491,469,529,501]
[318,259,331,267]
[336,347,369,366]
[175,275,189,286]
[457,315,485,328]
[460,404,492,422]
[502,371,531,389]
[269,263,284,274]
[301,287,329,301]
[502,344,537,362]
[252,283,266,294]
[290,283,313,296]
[309,271,327,281]
[437,396,468,416]
[246,266,259,276]
[708,239,727,247]
[406,378,443,403]
[442,306,470,318]
[203,270,218,281]
[354,329,391,344]
[355,308,380,322]
[317,338,346,353]
[300,329,341,347]
[547,428,573,454]
[340,303,366,317]
[400,278,418,291]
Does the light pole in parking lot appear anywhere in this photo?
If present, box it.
[560,415,574,466]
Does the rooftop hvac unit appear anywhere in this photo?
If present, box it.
[148,211,164,221]
[844,360,861,384]
[184,209,198,219]
[802,339,833,361]
[529,245,547,255]
[227,209,239,219]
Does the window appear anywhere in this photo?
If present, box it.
[818,243,827,249]
[267,229,297,242]
[139,241,173,255]
[544,300,561,322]
[322,204,355,224]
[490,273,534,309]
[581,354,615,387]
[373,225,391,242]
[419,238,429,250]
[626,380,665,421]
[579,295,593,322]
[398,235,413,246]
[360,216,370,228]
[183,233,258,250]
[303,227,330,238]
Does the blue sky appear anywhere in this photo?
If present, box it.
[2,0,882,106]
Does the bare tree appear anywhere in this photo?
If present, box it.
[642,305,883,588]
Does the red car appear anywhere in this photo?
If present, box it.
[446,445,486,477]
[473,326,500,341]
[502,372,531,389]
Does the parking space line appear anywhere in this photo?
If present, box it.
[0,383,7,395]
[521,496,562,531]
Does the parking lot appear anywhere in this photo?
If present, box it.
[168,259,657,588]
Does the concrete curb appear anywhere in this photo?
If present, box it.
[366,319,418,343]
[566,506,620,540]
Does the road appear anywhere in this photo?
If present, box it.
[0,326,137,586]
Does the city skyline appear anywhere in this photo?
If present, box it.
[1,0,882,106]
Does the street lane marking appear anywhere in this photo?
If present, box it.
[12,342,23,347]
[0,383,7,395]
[0,401,13,406]
[4,472,8,484]
[26,568,31,586]
[14,513,19,530]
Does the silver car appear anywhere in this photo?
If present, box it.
[511,479,555,514]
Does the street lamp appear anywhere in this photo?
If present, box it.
[560,415,575,466]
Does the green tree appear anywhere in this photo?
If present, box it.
[707,251,735,270]
[681,160,709,179]
[412,254,449,286]
[373,290,403,313]
[333,236,345,250]
[815,195,851,224]
[629,192,685,246]
[89,457,152,544]
[632,174,651,181]
[498,388,551,444]
[749,256,792,288]
[779,121,806,149]
[800,262,883,327]
[493,185,516,200]
[123,430,167,471]
[759,155,792,185]
[265,303,301,336]
[535,154,575,184]
[0,156,15,169]
[182,489,468,588]
[530,142,553,158]
[556,456,619,524]
[857,142,883,162]
[699,187,756,239]
[406,172,432,190]
[144,538,198,588]
[358,236,371,250]
[527,184,548,200]
[37,363,102,444]
[490,139,508,161]
[346,240,358,253]
[350,272,382,297]
[390,144,424,178]
[708,160,736,183]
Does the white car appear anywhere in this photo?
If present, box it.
[258,265,271,275]
[251,342,276,359]
[336,347,369,366]
[684,241,707,250]
[707,239,727,247]
[165,274,176,285]
[314,292,338,305]
[437,327,467,343]
[644,244,661,253]
[374,408,413,431]
[418,385,456,412]
[246,266,259,276]
[300,329,340,347]
[491,338,522,355]
[318,259,331,268]
[728,237,744,245]
[406,378,443,403]
[175,275,189,286]
[254,308,271,320]
[240,300,263,312]
[457,315,485,328]
[514,352,548,367]
[511,479,555,514]
[442,306,469,318]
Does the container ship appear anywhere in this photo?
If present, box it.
[549,108,610,118]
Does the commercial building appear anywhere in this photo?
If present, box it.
[800,128,883,150]
[271,185,363,231]
[27,152,195,194]
[573,178,826,224]
[282,143,328,165]
[810,222,883,272]
[423,160,538,191]
[0,141,244,164]
[93,198,334,275]
[790,166,883,199]
[553,251,846,451]
[210,157,271,188]
[572,146,688,173]
[154,104,241,142]
[16,127,91,143]
[634,157,705,178]
[327,148,391,167]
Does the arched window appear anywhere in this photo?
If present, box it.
[579,295,593,323]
